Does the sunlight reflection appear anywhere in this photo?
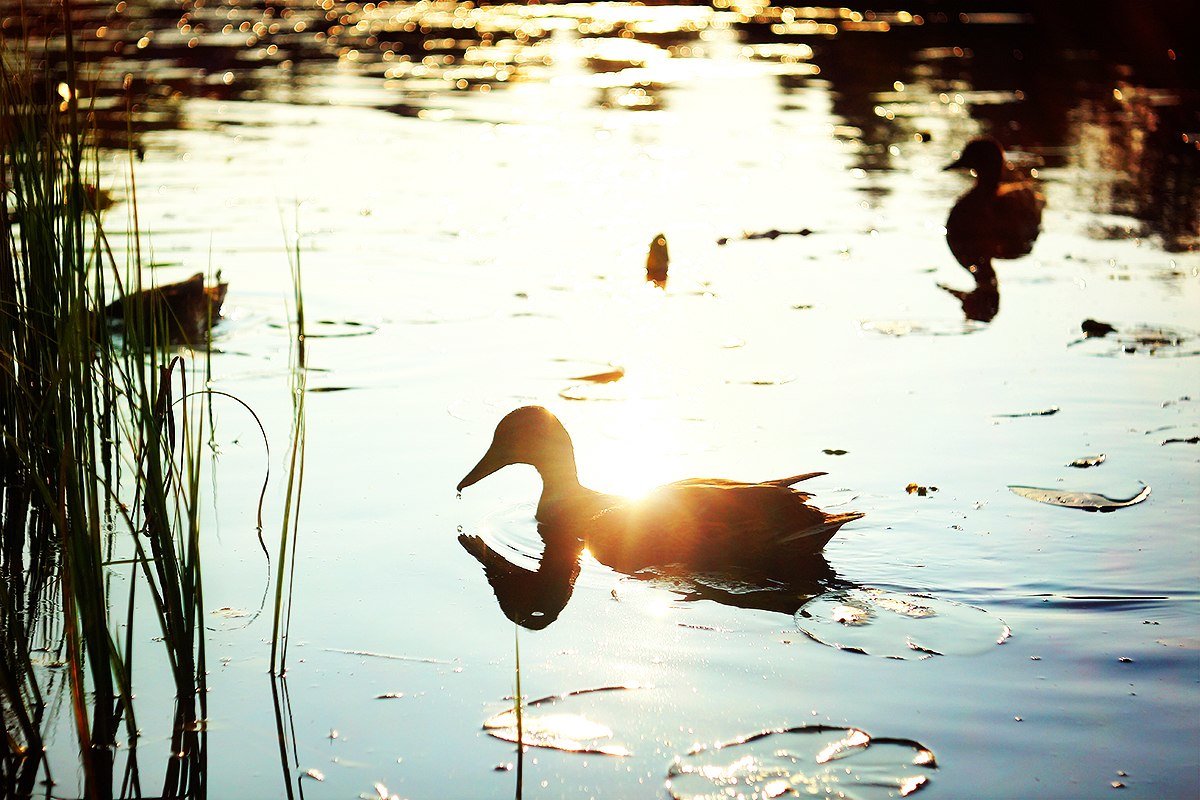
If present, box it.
[577,398,688,498]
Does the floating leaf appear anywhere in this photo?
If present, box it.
[1073,323,1197,358]
[795,588,1006,660]
[666,725,937,800]
[558,382,628,402]
[569,366,625,384]
[860,319,985,337]
[995,407,1059,418]
[1162,436,1199,445]
[325,647,453,665]
[306,319,378,339]
[1067,454,1106,468]
[483,685,642,757]
[1008,483,1150,512]
[726,374,796,386]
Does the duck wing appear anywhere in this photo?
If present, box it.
[666,472,825,499]
[994,182,1044,256]
[585,482,857,573]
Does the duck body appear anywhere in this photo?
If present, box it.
[457,407,863,578]
[104,272,228,345]
[578,476,859,574]
[945,138,1044,273]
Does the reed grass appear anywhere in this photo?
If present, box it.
[514,624,524,800]
[1,5,212,796]
[269,211,308,676]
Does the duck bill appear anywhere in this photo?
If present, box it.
[456,449,506,493]
[943,157,965,171]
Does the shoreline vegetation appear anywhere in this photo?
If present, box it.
[1,5,301,795]
[2,1,210,791]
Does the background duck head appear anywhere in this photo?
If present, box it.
[457,406,580,494]
[944,136,1006,188]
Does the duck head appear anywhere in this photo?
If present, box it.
[944,137,1005,186]
[457,406,578,492]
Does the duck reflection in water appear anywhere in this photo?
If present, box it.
[458,528,842,629]
[939,137,1045,322]
[456,407,859,628]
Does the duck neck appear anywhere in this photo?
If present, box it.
[536,459,582,499]
[533,449,595,521]
[974,160,1003,193]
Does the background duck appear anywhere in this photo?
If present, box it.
[944,137,1044,275]
[456,406,863,578]
[104,272,228,345]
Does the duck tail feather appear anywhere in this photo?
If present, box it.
[773,512,865,546]
[767,472,827,487]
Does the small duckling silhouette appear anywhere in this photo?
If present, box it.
[646,233,669,286]
[944,137,1044,275]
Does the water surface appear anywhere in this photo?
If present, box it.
[11,1,1199,797]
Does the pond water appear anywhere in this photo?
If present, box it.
[14,1,1200,797]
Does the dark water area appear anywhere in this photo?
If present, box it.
[8,1,1199,250]
[3,1,1199,798]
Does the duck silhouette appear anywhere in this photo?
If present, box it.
[943,137,1044,275]
[456,407,863,580]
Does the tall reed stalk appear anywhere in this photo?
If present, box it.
[514,624,524,800]
[269,214,307,675]
[1,6,211,796]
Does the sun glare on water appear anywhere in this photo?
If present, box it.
[574,396,695,499]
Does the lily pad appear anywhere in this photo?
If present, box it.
[666,725,937,800]
[483,685,641,757]
[794,588,1007,660]
[1008,483,1150,512]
